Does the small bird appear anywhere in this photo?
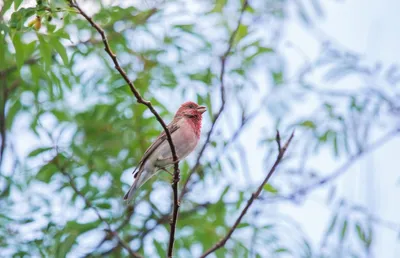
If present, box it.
[123,101,206,201]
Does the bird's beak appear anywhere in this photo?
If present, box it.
[197,106,207,114]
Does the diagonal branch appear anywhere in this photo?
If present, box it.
[285,128,400,200]
[67,0,179,178]
[167,165,181,257]
[67,1,181,255]
[55,155,142,258]
[200,130,295,258]
[179,0,249,202]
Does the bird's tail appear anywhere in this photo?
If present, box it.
[123,168,155,202]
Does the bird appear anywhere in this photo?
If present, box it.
[123,101,206,201]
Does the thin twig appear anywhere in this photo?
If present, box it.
[179,0,249,202]
[182,108,260,194]
[55,156,142,258]
[0,79,7,169]
[67,0,178,174]
[200,130,295,258]
[0,58,40,77]
[286,128,400,200]
[167,165,180,257]
[68,1,181,255]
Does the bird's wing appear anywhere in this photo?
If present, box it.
[132,122,180,177]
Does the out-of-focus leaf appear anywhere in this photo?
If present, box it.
[96,202,111,209]
[9,7,36,30]
[340,219,348,241]
[299,120,316,129]
[210,0,227,13]
[327,213,338,235]
[36,162,58,183]
[153,239,165,257]
[51,37,68,65]
[237,222,250,229]
[12,33,24,68]
[234,24,248,45]
[6,99,21,129]
[272,71,283,85]
[28,147,53,157]
[65,221,101,234]
[57,233,77,258]
[38,34,52,68]
[14,0,24,9]
[274,247,290,253]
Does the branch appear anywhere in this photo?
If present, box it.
[179,0,249,202]
[285,128,400,200]
[167,165,180,257]
[68,1,181,255]
[55,156,142,258]
[0,58,40,77]
[0,80,8,169]
[68,0,178,174]
[200,130,295,258]
[181,108,260,195]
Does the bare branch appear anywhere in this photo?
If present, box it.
[55,156,142,258]
[286,128,400,200]
[181,108,260,195]
[179,0,249,202]
[167,166,181,257]
[67,1,182,255]
[0,58,40,77]
[67,0,179,177]
[200,130,295,258]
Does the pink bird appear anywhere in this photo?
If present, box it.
[124,101,206,201]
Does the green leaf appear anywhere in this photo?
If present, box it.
[51,37,68,65]
[299,120,316,129]
[12,33,24,68]
[153,239,165,257]
[211,0,227,13]
[327,213,338,235]
[272,71,283,85]
[237,222,250,229]
[96,202,111,209]
[9,7,36,30]
[263,183,278,194]
[54,29,71,40]
[28,147,53,157]
[340,219,348,241]
[174,24,194,33]
[65,221,101,234]
[38,34,52,69]
[188,69,213,85]
[36,162,58,183]
[14,0,24,9]
[274,247,290,253]
[355,223,366,243]
[1,1,14,15]
[333,133,339,157]
[6,99,21,129]
[234,24,248,45]
[57,233,77,258]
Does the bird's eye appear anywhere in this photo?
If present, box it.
[188,104,195,108]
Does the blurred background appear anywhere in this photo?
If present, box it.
[1,0,400,257]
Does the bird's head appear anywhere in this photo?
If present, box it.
[175,101,207,119]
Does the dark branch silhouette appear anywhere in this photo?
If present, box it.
[285,128,400,200]
[179,0,249,202]
[68,1,181,256]
[200,130,295,258]
[55,155,142,258]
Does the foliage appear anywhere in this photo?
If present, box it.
[0,0,399,257]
